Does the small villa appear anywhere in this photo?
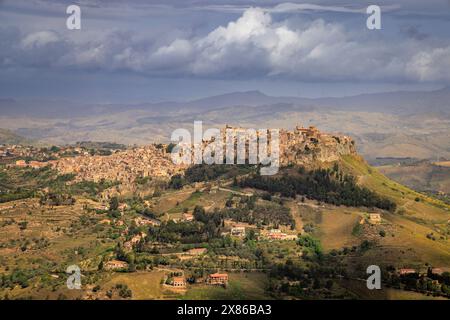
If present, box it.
[231,226,246,237]
[172,276,186,288]
[368,213,382,224]
[104,260,128,270]
[399,268,416,275]
[207,273,229,286]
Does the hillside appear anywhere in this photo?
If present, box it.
[339,155,450,267]
[0,129,449,300]
[377,161,450,195]
[0,128,31,145]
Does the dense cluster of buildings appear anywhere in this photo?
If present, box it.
[0,145,48,164]
[0,144,93,163]
[52,145,185,184]
[6,125,355,191]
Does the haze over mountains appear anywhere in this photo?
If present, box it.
[2,86,450,118]
[1,87,450,161]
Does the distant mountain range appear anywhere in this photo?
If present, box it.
[1,87,450,118]
[0,87,450,161]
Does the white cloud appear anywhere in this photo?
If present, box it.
[152,8,409,81]
[407,46,450,81]
[20,31,60,49]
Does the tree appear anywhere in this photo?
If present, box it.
[313,278,321,289]
[193,205,207,222]
[325,279,334,290]
[109,196,119,211]
[261,192,272,201]
[245,229,256,241]
[166,143,176,153]
[169,174,184,189]
[153,189,162,197]
[18,221,28,230]
[128,262,136,272]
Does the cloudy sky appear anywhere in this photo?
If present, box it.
[1,0,450,102]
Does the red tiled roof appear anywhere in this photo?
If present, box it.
[209,273,228,278]
[173,277,185,282]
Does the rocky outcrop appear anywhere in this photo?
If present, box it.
[219,125,356,166]
[279,125,356,166]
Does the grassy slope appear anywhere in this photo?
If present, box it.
[339,155,450,267]
[379,162,450,195]
[183,273,270,300]
[340,155,450,213]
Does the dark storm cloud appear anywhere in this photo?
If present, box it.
[1,0,450,84]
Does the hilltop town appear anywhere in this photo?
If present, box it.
[2,125,356,185]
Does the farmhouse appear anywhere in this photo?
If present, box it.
[368,213,382,224]
[206,273,229,286]
[124,232,147,250]
[231,226,246,237]
[104,260,128,270]
[283,234,298,241]
[29,161,47,169]
[268,229,286,239]
[262,229,298,241]
[182,213,194,221]
[134,216,160,226]
[15,160,27,167]
[172,276,186,288]
[399,268,416,275]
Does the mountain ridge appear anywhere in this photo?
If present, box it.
[1,87,449,118]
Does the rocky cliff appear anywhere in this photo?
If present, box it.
[279,125,356,166]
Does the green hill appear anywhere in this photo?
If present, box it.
[338,155,450,267]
